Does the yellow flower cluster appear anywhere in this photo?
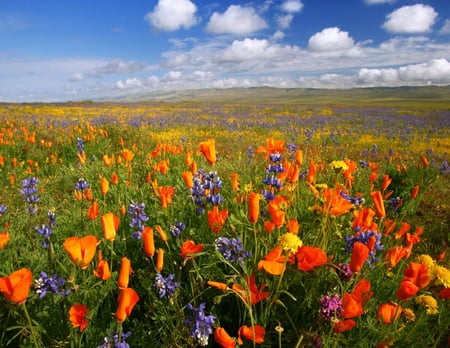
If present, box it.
[416,254,450,288]
[415,295,439,315]
[330,160,349,173]
[278,233,303,253]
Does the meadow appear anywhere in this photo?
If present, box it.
[0,98,449,347]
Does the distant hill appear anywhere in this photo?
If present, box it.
[102,85,450,106]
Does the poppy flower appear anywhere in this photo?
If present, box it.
[93,253,111,281]
[396,280,419,301]
[154,225,168,242]
[438,287,450,299]
[384,246,409,269]
[394,222,411,240]
[142,227,155,257]
[257,246,286,275]
[87,201,99,220]
[182,171,193,189]
[349,241,370,273]
[382,219,397,235]
[342,279,372,319]
[333,319,356,333]
[63,235,100,270]
[199,138,217,165]
[102,154,114,167]
[352,208,376,232]
[100,177,109,196]
[381,175,392,191]
[180,240,204,259]
[230,173,240,191]
[296,246,327,272]
[410,185,420,199]
[322,187,354,216]
[101,212,119,241]
[370,191,386,218]
[157,185,176,208]
[237,325,265,345]
[207,280,228,291]
[69,304,89,332]
[111,173,119,185]
[0,231,9,249]
[115,287,139,323]
[377,302,402,325]
[156,248,164,272]
[286,218,300,234]
[232,275,269,305]
[267,202,285,227]
[214,327,236,348]
[117,257,132,289]
[121,149,134,162]
[305,158,317,185]
[295,149,303,166]
[207,206,228,233]
[248,192,260,224]
[0,268,33,304]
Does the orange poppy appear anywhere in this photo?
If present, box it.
[182,171,194,188]
[286,218,300,234]
[394,222,411,240]
[63,235,100,269]
[69,304,89,332]
[87,201,99,220]
[295,246,327,271]
[305,158,317,185]
[101,212,119,241]
[207,280,228,291]
[322,187,354,216]
[382,219,397,235]
[121,149,134,162]
[267,202,285,227]
[342,279,372,319]
[0,231,9,249]
[0,268,33,304]
[214,327,236,348]
[117,256,132,289]
[207,206,228,233]
[142,227,155,257]
[396,280,419,301]
[248,192,260,224]
[410,184,420,199]
[230,173,240,191]
[352,208,376,232]
[403,262,430,289]
[102,154,114,167]
[199,138,217,165]
[370,191,386,218]
[257,246,286,275]
[232,275,269,305]
[83,187,93,201]
[180,240,204,259]
[115,287,139,323]
[154,225,168,242]
[157,186,176,208]
[377,302,402,325]
[100,177,109,196]
[384,246,409,269]
[333,319,356,333]
[111,172,119,185]
[237,325,265,345]
[295,149,303,166]
[93,254,111,281]
[156,248,164,272]
[349,241,369,273]
[256,138,285,156]
[381,175,392,191]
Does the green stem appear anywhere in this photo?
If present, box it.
[22,303,40,347]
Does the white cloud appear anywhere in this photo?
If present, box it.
[88,59,146,77]
[382,4,438,34]
[145,0,198,32]
[69,72,84,81]
[364,0,396,5]
[276,14,294,29]
[308,27,355,52]
[116,78,143,89]
[219,38,301,63]
[440,19,450,34]
[281,0,303,13]
[357,59,450,85]
[206,5,268,35]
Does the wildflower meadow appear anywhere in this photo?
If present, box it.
[0,101,449,347]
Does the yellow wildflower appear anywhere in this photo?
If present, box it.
[433,265,450,288]
[278,233,303,253]
[415,295,439,315]
[402,308,416,322]
[330,160,349,173]
[416,254,435,268]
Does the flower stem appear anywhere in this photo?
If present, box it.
[22,303,40,347]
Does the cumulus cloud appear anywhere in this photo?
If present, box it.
[88,59,146,77]
[382,4,438,34]
[357,58,450,85]
[145,0,198,32]
[219,38,300,62]
[205,5,268,35]
[116,78,143,89]
[281,0,303,13]
[308,27,355,52]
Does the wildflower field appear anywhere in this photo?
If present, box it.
[0,100,449,347]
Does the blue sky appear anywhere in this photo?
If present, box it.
[1,0,449,102]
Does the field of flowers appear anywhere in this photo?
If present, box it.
[0,101,449,347]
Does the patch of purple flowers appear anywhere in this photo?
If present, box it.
[154,273,181,299]
[34,271,71,299]
[214,237,251,265]
[319,294,343,321]
[98,331,132,348]
[127,201,149,239]
[185,302,216,347]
